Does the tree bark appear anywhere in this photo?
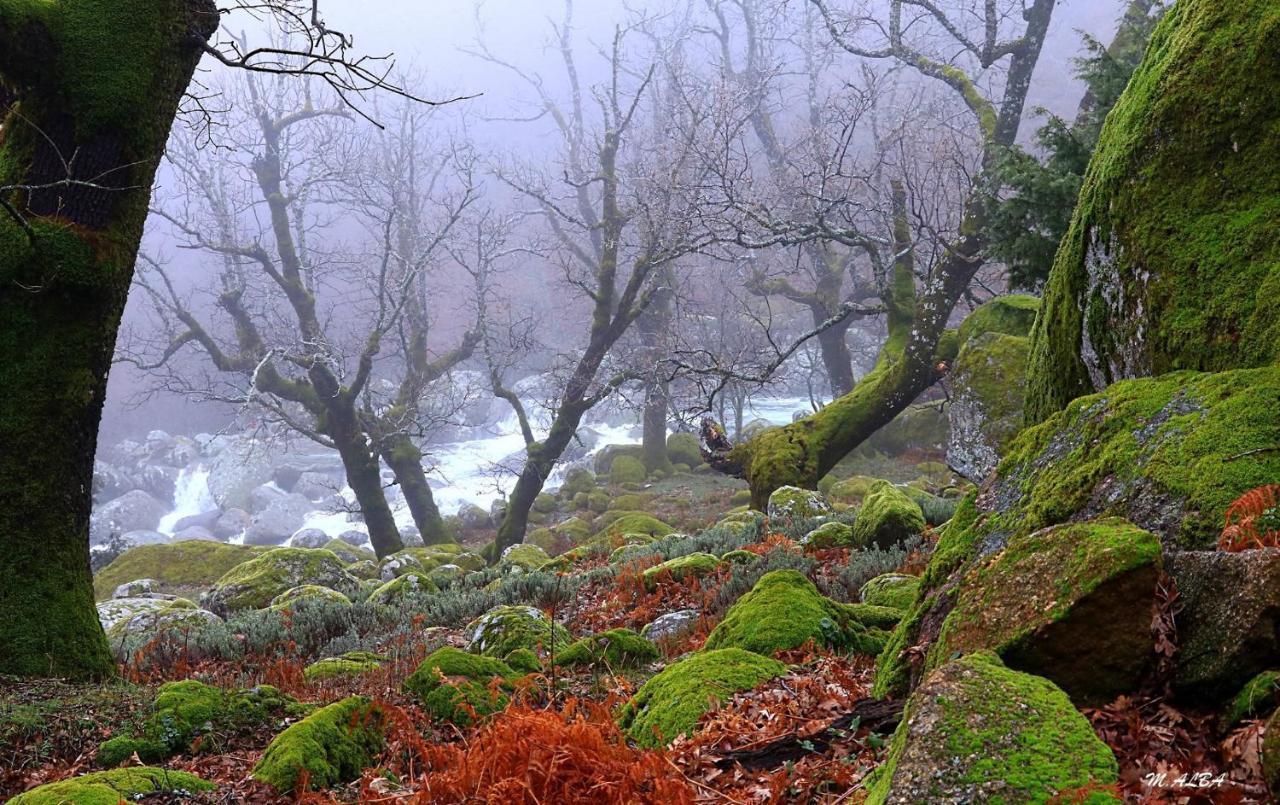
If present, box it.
[0,0,218,680]
[380,434,451,545]
[493,409,585,553]
[814,313,856,397]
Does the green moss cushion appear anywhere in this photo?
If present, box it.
[850,481,925,549]
[252,696,386,792]
[204,548,359,612]
[402,647,516,726]
[553,628,659,668]
[617,648,786,748]
[641,552,719,591]
[9,767,214,804]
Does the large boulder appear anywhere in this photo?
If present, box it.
[8,768,214,805]
[868,652,1118,804]
[243,493,314,546]
[252,696,386,792]
[765,485,832,523]
[206,436,282,511]
[924,518,1161,705]
[948,332,1031,482]
[1166,549,1280,701]
[104,598,221,640]
[89,490,167,545]
[464,604,571,661]
[850,481,925,550]
[203,548,359,613]
[1026,0,1280,424]
[93,541,263,600]
[402,647,516,726]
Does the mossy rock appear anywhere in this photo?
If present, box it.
[1224,670,1280,727]
[426,563,465,587]
[303,651,387,682]
[803,521,854,549]
[587,489,611,513]
[705,570,889,657]
[345,559,380,580]
[532,493,558,514]
[553,628,659,668]
[269,584,351,611]
[321,538,375,565]
[379,548,442,578]
[499,542,551,573]
[252,696,386,792]
[850,481,925,549]
[923,518,1161,706]
[93,541,264,600]
[204,548,359,613]
[666,432,702,466]
[948,332,1032,483]
[594,443,647,475]
[827,475,881,505]
[617,648,786,748]
[956,294,1039,346]
[366,571,437,606]
[464,604,572,659]
[451,552,486,572]
[860,573,920,611]
[720,549,759,566]
[765,485,832,522]
[402,647,516,726]
[591,512,674,542]
[641,552,719,591]
[607,492,651,512]
[502,647,542,674]
[559,466,596,497]
[9,767,215,805]
[1026,0,1280,424]
[867,652,1118,804]
[610,454,647,485]
[100,597,220,641]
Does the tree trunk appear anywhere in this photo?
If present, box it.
[494,408,585,554]
[325,408,403,558]
[814,315,856,398]
[0,0,217,680]
[637,271,673,473]
[641,384,671,474]
[380,434,451,545]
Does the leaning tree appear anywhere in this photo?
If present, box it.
[0,0,439,679]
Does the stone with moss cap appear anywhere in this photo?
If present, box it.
[868,652,1119,804]
[9,767,215,805]
[553,628,659,668]
[499,542,551,573]
[203,548,359,613]
[93,541,265,601]
[948,332,1032,482]
[402,647,517,726]
[641,552,720,591]
[365,571,437,606]
[850,481,925,550]
[860,574,920,611]
[465,604,572,660]
[618,648,786,748]
[826,475,881,505]
[610,454,647,485]
[704,570,890,657]
[802,521,855,549]
[666,432,702,467]
[926,518,1161,705]
[304,651,388,682]
[592,511,675,543]
[321,538,375,565]
[1025,0,1280,424]
[766,485,832,523]
[252,695,385,792]
[269,584,352,611]
[955,294,1039,347]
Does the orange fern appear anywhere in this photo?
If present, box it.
[1219,484,1280,551]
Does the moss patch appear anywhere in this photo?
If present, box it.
[205,548,359,612]
[304,651,388,682]
[252,696,386,792]
[93,541,263,600]
[591,512,675,542]
[1225,670,1280,727]
[850,481,925,549]
[9,767,214,805]
[464,604,571,659]
[553,628,659,668]
[860,573,921,611]
[402,647,516,726]
[641,552,720,591]
[617,648,786,748]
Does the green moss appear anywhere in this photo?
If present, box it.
[270,584,352,611]
[465,604,572,659]
[868,652,1118,804]
[366,571,437,606]
[765,485,833,521]
[860,573,921,611]
[827,475,881,505]
[559,467,596,497]
[322,539,375,565]
[704,570,888,657]
[402,647,516,726]
[553,628,659,668]
[803,521,855,548]
[1026,0,1280,423]
[641,552,720,591]
[666,432,702,466]
[502,647,542,674]
[591,512,675,542]
[610,455,647,485]
[608,492,652,512]
[304,651,387,682]
[252,696,386,792]
[850,481,925,549]
[500,542,551,572]
[206,548,357,612]
[618,648,786,748]
[93,541,263,600]
[1225,670,1280,727]
[9,767,214,805]
[956,295,1040,346]
[720,549,760,566]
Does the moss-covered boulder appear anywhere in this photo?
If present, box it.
[101,597,221,641]
[720,549,759,566]
[321,538,374,565]
[365,571,437,606]
[860,573,921,611]
[402,647,517,726]
[464,604,571,659]
[377,549,438,581]
[1166,549,1280,700]
[765,485,832,523]
[666,432,702,466]
[640,552,719,591]
[499,542,551,573]
[1026,0,1280,424]
[203,548,359,613]
[802,521,854,549]
[303,651,388,682]
[850,481,925,549]
[923,519,1161,705]
[868,652,1118,804]
[553,628,659,668]
[956,294,1040,346]
[93,541,264,600]
[9,767,215,804]
[948,332,1031,483]
[558,466,596,497]
[252,696,386,792]
[1224,670,1280,727]
[591,512,675,542]
[617,648,786,748]
[704,570,890,657]
[269,584,351,610]
[826,475,881,505]
[610,454,646,485]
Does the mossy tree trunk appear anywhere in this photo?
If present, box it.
[0,0,217,679]
[638,271,674,474]
[379,435,450,545]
